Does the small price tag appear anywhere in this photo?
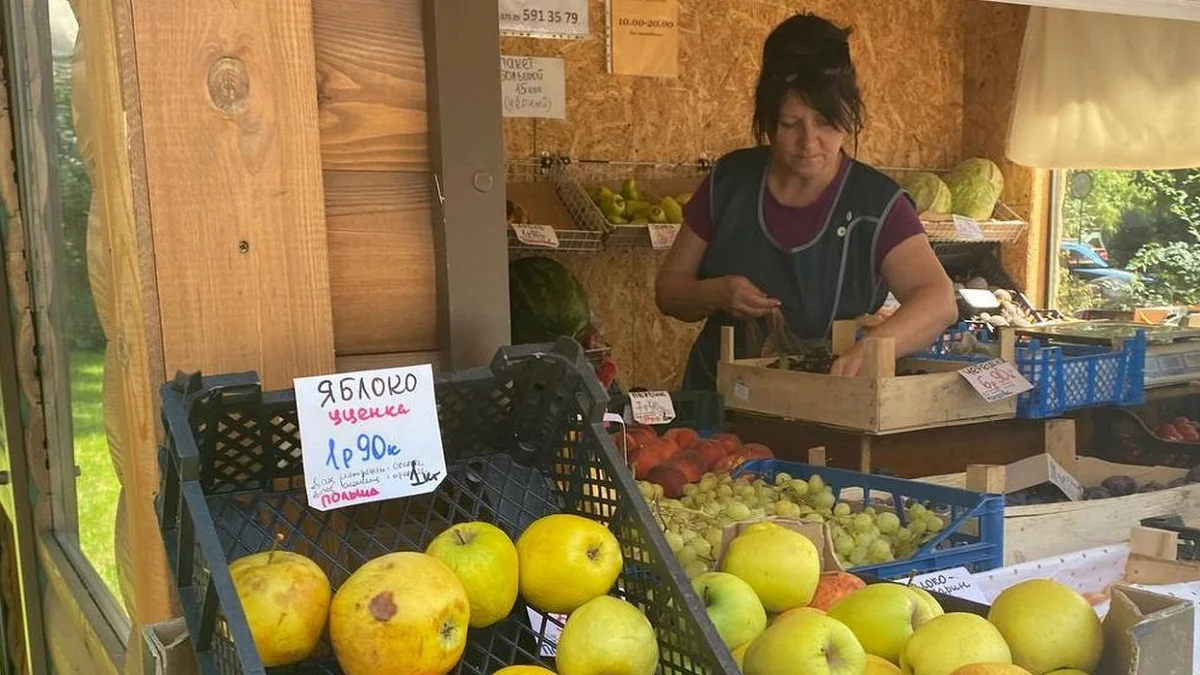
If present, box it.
[733,378,750,401]
[512,223,561,248]
[953,214,985,241]
[648,223,680,250]
[1047,456,1085,501]
[958,358,1034,403]
[909,566,989,605]
[526,607,567,657]
[627,391,676,425]
[294,365,446,511]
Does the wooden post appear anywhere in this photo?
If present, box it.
[1129,526,1179,561]
[858,435,872,474]
[807,446,827,467]
[720,325,735,363]
[862,337,895,379]
[831,320,857,355]
[966,464,1007,494]
[1044,418,1077,472]
[999,326,1017,363]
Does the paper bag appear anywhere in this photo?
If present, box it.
[714,517,845,573]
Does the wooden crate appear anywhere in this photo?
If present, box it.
[715,324,1018,435]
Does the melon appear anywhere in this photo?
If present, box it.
[509,256,592,345]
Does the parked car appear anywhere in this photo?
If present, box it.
[1060,241,1146,300]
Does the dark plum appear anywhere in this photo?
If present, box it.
[1100,475,1138,497]
[1083,486,1113,500]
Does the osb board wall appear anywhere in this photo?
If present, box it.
[314,0,439,361]
[503,0,1037,389]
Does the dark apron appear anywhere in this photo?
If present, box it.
[681,147,909,392]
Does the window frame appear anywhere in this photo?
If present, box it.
[1,0,132,659]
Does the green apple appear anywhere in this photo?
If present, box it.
[691,571,767,650]
[900,612,1012,675]
[424,521,519,628]
[827,583,940,663]
[987,579,1103,674]
[720,527,820,612]
[743,610,866,675]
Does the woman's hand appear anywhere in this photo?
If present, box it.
[719,275,781,320]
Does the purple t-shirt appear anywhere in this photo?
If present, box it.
[684,154,925,273]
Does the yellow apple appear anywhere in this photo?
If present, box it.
[987,579,1103,674]
[899,613,1012,675]
[692,571,767,650]
[829,583,941,664]
[229,548,331,667]
[867,654,903,674]
[494,667,557,675]
[950,665,1033,675]
[1043,671,1088,675]
[425,521,519,628]
[329,551,470,675]
[517,514,622,614]
[771,606,825,626]
[720,527,820,612]
[555,595,658,675]
[743,611,866,675]
[907,585,945,618]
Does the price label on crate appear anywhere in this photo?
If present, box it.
[953,214,985,241]
[627,391,676,425]
[512,223,561,248]
[526,607,567,656]
[648,223,680,250]
[499,0,589,39]
[957,358,1033,403]
[909,566,989,605]
[293,365,446,511]
[1047,455,1085,501]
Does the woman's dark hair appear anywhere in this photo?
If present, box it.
[753,13,866,145]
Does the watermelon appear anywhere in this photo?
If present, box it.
[509,256,592,345]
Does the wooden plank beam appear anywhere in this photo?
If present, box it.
[325,170,437,354]
[130,0,335,389]
[335,350,441,373]
[423,0,510,369]
[312,0,429,171]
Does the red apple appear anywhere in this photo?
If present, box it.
[1174,417,1200,442]
[741,443,774,461]
[670,450,707,484]
[632,440,677,478]
[808,572,866,612]
[646,464,689,499]
[664,427,700,450]
[710,432,743,455]
[626,426,660,448]
[691,439,726,471]
[713,451,752,475]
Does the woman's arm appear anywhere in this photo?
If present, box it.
[655,225,779,323]
[829,234,957,376]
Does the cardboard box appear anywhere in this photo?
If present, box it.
[1101,584,1195,675]
[140,618,198,675]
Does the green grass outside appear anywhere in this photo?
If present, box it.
[69,349,123,606]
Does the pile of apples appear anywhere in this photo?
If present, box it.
[228,515,662,675]
[610,425,774,497]
[696,520,1105,675]
[1154,415,1200,443]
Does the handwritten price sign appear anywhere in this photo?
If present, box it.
[909,567,989,605]
[294,365,446,511]
[512,223,561,248]
[627,391,676,425]
[957,358,1034,403]
[952,214,985,241]
[648,223,680,250]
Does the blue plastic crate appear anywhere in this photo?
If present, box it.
[731,459,1005,579]
[921,325,1147,419]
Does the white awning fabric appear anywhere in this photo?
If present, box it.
[1006,8,1200,169]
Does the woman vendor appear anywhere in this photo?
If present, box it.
[655,12,958,389]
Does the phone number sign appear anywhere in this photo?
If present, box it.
[500,0,589,39]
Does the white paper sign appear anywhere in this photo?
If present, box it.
[526,607,567,657]
[294,366,446,511]
[909,566,990,605]
[953,214,985,240]
[500,0,589,38]
[512,223,561,248]
[501,55,567,119]
[958,358,1034,403]
[733,378,750,401]
[648,223,680,250]
[1047,456,1085,501]
[627,391,676,425]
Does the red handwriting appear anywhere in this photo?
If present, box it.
[329,404,411,426]
[319,486,380,508]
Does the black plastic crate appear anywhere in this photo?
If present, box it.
[156,339,736,675]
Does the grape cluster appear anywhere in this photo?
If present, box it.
[637,472,945,576]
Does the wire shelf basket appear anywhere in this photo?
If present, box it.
[506,155,605,252]
[882,166,1030,244]
[566,159,711,249]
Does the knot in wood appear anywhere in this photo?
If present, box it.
[207,57,250,113]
